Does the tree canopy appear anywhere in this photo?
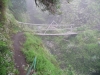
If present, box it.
[35,0,60,13]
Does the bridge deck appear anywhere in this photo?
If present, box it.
[35,32,77,36]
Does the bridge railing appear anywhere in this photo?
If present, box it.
[17,22,77,34]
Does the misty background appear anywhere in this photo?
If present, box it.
[10,0,100,28]
[9,0,100,75]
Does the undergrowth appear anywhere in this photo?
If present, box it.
[0,40,16,75]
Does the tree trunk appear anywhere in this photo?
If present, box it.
[0,0,6,24]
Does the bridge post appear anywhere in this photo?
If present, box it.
[71,26,72,31]
[70,24,74,31]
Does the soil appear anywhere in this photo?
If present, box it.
[12,32,27,75]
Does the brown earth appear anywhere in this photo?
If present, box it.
[12,32,27,75]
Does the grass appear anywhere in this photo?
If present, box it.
[22,32,63,75]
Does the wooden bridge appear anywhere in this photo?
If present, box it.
[17,22,78,36]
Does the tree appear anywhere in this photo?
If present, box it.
[0,0,8,23]
[35,0,60,14]
[0,0,59,21]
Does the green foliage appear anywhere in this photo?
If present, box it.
[57,29,100,74]
[0,22,3,28]
[35,0,60,14]
[22,33,63,75]
[0,41,8,53]
[65,65,76,75]
[1,0,9,7]
[0,55,7,75]
[0,40,15,75]
[41,26,100,75]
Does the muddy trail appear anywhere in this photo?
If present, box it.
[12,32,27,75]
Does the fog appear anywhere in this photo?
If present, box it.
[25,0,100,29]
[9,0,100,75]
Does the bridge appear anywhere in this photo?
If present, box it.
[17,22,78,36]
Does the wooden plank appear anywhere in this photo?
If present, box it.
[35,32,77,36]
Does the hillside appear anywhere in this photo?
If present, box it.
[0,0,100,75]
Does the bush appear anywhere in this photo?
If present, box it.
[0,41,8,75]
[0,40,15,75]
[0,41,8,53]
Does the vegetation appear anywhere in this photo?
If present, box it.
[62,29,100,75]
[0,0,61,74]
[22,33,62,75]
[0,0,8,23]
[22,32,78,75]
[35,0,60,14]
[41,27,100,75]
[0,0,100,75]
[0,40,16,75]
[0,1,20,74]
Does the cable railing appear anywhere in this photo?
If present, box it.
[17,22,78,36]
[26,57,37,75]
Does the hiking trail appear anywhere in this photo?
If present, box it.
[12,32,27,75]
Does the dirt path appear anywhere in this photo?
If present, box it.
[12,32,27,75]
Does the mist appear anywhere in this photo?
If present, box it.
[9,0,100,75]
